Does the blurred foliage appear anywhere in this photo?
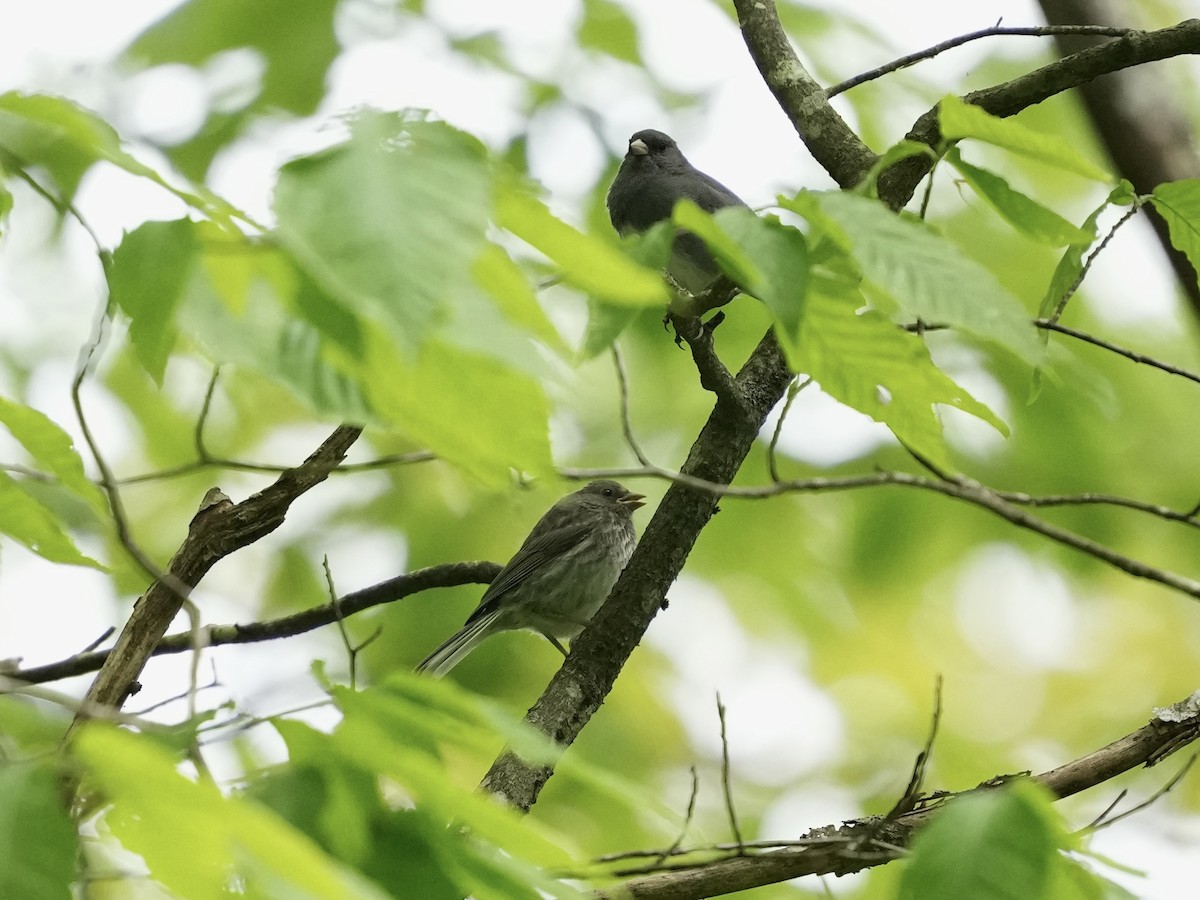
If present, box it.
[1,0,1200,898]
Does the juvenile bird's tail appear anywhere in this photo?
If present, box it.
[415,609,502,677]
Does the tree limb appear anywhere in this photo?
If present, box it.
[877,17,1200,208]
[589,693,1200,899]
[9,561,499,686]
[64,424,363,740]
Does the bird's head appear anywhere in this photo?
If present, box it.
[623,129,687,170]
[578,479,646,514]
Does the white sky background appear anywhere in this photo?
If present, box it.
[0,1,1195,897]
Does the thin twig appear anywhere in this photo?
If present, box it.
[887,676,944,818]
[1083,753,1198,832]
[322,555,384,690]
[767,377,810,482]
[557,465,1200,599]
[1035,320,1200,386]
[611,345,652,467]
[827,24,1133,97]
[1048,203,1141,324]
[716,693,746,854]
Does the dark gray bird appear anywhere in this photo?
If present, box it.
[416,480,646,676]
[607,129,749,297]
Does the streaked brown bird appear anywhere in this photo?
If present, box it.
[416,480,646,676]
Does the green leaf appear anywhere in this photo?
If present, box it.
[496,182,669,307]
[472,244,569,356]
[948,149,1096,246]
[1148,179,1200,281]
[74,725,392,899]
[789,271,1006,471]
[1038,184,1134,319]
[579,0,642,65]
[0,763,77,900]
[177,240,374,421]
[0,91,135,202]
[899,781,1062,900]
[0,180,12,233]
[671,200,762,288]
[363,334,552,485]
[275,111,493,355]
[0,92,242,224]
[0,397,105,514]
[783,190,1041,364]
[108,218,199,383]
[712,207,809,342]
[0,471,104,569]
[938,95,1110,182]
[124,0,339,118]
[580,299,642,359]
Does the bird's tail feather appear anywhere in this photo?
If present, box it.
[415,610,502,677]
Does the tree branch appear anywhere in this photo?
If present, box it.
[588,693,1200,898]
[64,424,363,740]
[9,561,499,686]
[827,24,1132,97]
[877,17,1200,208]
[479,0,877,812]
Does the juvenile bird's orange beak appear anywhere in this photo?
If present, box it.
[620,491,646,510]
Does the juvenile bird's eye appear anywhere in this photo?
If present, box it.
[603,488,613,496]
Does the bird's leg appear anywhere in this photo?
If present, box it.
[544,634,570,657]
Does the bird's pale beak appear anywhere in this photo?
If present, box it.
[620,491,647,510]
[629,138,648,156]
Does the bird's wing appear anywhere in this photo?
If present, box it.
[682,169,748,213]
[464,514,592,625]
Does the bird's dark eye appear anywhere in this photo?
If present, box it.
[603,488,613,496]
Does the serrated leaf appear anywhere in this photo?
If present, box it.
[672,200,762,288]
[0,91,137,202]
[938,95,1109,182]
[0,471,104,569]
[579,0,642,65]
[108,218,199,383]
[75,725,391,899]
[784,190,1041,364]
[275,111,492,355]
[787,271,1005,471]
[1039,183,1135,319]
[0,397,105,514]
[0,763,77,900]
[900,781,1062,900]
[496,183,668,306]
[472,244,568,356]
[0,92,242,224]
[580,298,642,359]
[713,207,809,341]
[1149,179,1200,282]
[949,149,1095,246]
[363,333,551,485]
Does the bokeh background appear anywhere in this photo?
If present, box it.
[2,1,1198,896]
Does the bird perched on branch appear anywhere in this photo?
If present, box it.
[607,129,749,308]
[416,480,646,676]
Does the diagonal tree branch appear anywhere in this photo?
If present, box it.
[64,424,363,740]
[877,17,1200,209]
[480,0,871,812]
[588,693,1200,898]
